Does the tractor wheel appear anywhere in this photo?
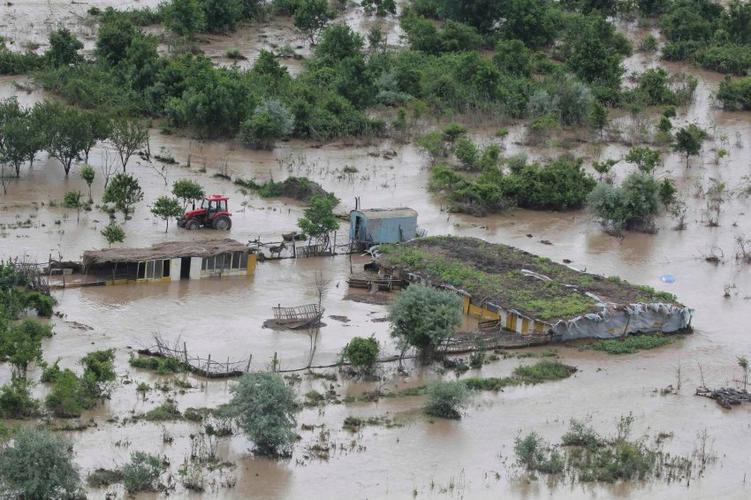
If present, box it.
[185,219,200,230]
[213,215,231,230]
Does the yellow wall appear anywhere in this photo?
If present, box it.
[247,254,257,275]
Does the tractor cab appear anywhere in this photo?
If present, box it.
[178,195,232,230]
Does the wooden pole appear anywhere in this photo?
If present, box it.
[226,357,230,374]
[246,354,252,372]
[207,354,211,374]
[183,342,188,363]
[272,352,278,372]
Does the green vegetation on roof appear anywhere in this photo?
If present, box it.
[379,237,679,322]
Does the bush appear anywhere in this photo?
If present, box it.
[589,334,673,354]
[512,360,577,384]
[122,451,164,494]
[588,172,665,232]
[342,337,379,373]
[0,429,81,498]
[45,369,91,417]
[226,372,299,456]
[144,400,182,421]
[129,354,186,374]
[239,99,294,149]
[717,76,751,110]
[424,380,469,419]
[502,157,596,210]
[0,379,39,418]
[696,45,751,75]
[389,284,463,360]
[514,432,564,474]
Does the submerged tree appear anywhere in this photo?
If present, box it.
[150,196,183,232]
[674,124,707,167]
[389,284,462,362]
[226,372,298,456]
[424,380,469,419]
[294,0,333,44]
[80,164,96,203]
[624,146,661,174]
[63,190,84,223]
[342,336,379,374]
[297,195,339,248]
[172,179,205,209]
[109,117,149,172]
[103,173,144,217]
[101,222,125,247]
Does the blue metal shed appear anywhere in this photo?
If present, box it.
[349,208,418,244]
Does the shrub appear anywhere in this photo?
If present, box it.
[45,369,91,417]
[226,372,299,456]
[144,400,182,421]
[717,76,751,110]
[129,354,186,374]
[588,172,665,232]
[512,360,577,384]
[122,451,164,494]
[589,334,673,354]
[696,45,751,75]
[0,429,81,498]
[424,380,469,419]
[502,157,596,210]
[342,337,379,373]
[389,284,463,360]
[514,432,564,474]
[0,379,39,418]
[239,99,294,149]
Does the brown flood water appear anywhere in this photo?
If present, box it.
[0,8,750,500]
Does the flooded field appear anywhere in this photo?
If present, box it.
[1,2,751,499]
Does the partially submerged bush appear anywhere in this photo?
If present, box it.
[589,334,673,354]
[0,378,39,418]
[129,354,186,374]
[122,451,164,494]
[144,400,182,421]
[424,380,469,419]
[514,432,564,474]
[512,360,577,384]
[226,372,299,456]
[342,336,379,373]
[717,76,751,111]
[0,428,81,498]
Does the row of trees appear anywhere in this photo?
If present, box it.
[0,97,148,189]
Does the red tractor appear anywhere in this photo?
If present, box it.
[178,195,232,230]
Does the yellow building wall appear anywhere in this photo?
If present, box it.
[247,254,257,275]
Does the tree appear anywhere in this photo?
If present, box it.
[587,172,663,233]
[589,101,608,137]
[109,117,148,172]
[42,102,90,176]
[0,319,51,379]
[103,173,144,217]
[294,0,333,44]
[46,28,83,67]
[95,14,138,66]
[101,222,125,246]
[361,0,397,16]
[172,179,205,209]
[674,123,707,167]
[151,196,183,232]
[122,452,164,494]
[63,191,83,223]
[0,429,81,499]
[164,0,206,38]
[297,195,340,246]
[0,109,40,178]
[592,159,617,180]
[0,379,39,418]
[388,284,462,361]
[624,146,661,174]
[80,164,96,203]
[201,0,244,33]
[342,337,379,374]
[239,100,295,150]
[226,372,298,456]
[424,380,469,419]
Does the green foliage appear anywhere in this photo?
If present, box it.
[401,14,484,54]
[673,123,707,165]
[589,334,673,354]
[109,117,149,171]
[235,176,337,203]
[624,146,661,174]
[46,28,84,67]
[144,400,182,421]
[172,179,205,208]
[0,429,81,498]
[0,379,39,418]
[512,360,577,383]
[63,191,83,211]
[103,173,144,217]
[200,0,244,33]
[0,319,52,379]
[101,222,125,247]
[129,354,186,374]
[627,68,697,106]
[0,43,44,75]
[80,164,96,201]
[151,196,183,232]
[297,195,340,239]
[588,172,667,232]
[239,99,295,149]
[294,0,333,42]
[362,0,397,16]
[494,39,533,77]
[122,452,164,494]
[514,432,564,474]
[717,76,751,110]
[164,0,206,37]
[41,101,100,175]
[226,372,299,456]
[388,284,463,358]
[502,157,596,210]
[696,44,751,75]
[424,380,469,419]
[342,336,379,373]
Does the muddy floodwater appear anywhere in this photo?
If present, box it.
[1,3,751,500]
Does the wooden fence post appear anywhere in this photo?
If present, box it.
[226,357,230,374]
[183,342,188,363]
[207,354,211,375]
[246,354,252,372]
[272,352,278,372]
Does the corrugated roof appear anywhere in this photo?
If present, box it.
[83,239,249,265]
[355,208,417,219]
